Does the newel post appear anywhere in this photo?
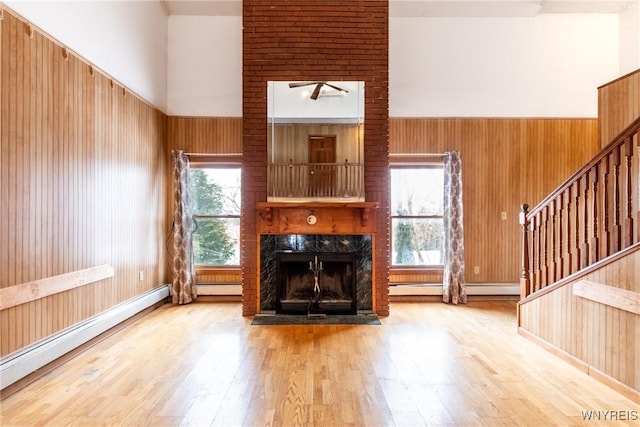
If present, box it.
[519,204,530,299]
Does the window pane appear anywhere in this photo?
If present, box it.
[190,168,241,215]
[193,218,240,265]
[390,168,443,216]
[391,218,444,266]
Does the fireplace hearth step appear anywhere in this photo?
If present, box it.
[251,314,381,325]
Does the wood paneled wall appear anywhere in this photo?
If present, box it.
[598,69,640,147]
[390,118,600,284]
[167,117,242,154]
[0,11,168,357]
[519,247,640,393]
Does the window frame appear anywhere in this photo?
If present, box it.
[389,156,445,271]
[188,157,242,269]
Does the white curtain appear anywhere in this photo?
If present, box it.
[442,151,467,304]
[171,150,197,304]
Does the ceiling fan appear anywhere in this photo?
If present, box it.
[288,81,349,100]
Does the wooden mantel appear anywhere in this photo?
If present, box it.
[256,202,379,235]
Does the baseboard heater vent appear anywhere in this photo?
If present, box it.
[0,285,170,390]
[389,283,519,296]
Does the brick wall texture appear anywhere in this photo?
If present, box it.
[242,1,390,316]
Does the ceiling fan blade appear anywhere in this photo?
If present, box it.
[288,81,320,88]
[310,83,323,100]
[323,83,348,94]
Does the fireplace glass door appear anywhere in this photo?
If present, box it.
[276,252,357,315]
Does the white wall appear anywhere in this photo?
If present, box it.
[620,1,640,74]
[5,3,629,118]
[167,15,242,116]
[4,0,168,112]
[390,14,620,117]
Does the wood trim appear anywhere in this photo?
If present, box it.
[573,280,640,315]
[0,265,114,310]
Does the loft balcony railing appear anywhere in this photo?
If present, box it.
[519,116,640,299]
[268,160,365,200]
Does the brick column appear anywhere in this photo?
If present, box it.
[242,1,389,316]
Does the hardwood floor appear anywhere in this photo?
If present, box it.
[1,301,638,426]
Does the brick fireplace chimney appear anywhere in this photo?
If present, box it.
[242,1,389,316]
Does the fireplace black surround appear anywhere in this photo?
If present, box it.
[276,252,357,315]
[260,234,373,313]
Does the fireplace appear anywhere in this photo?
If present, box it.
[260,234,372,313]
[276,252,357,315]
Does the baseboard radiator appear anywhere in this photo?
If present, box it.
[389,283,519,296]
[0,285,169,390]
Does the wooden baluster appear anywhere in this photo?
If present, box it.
[623,137,634,247]
[573,180,581,272]
[590,165,599,263]
[343,160,349,197]
[636,132,640,244]
[530,214,538,292]
[272,164,278,197]
[581,174,590,269]
[557,192,564,279]
[519,204,530,299]
[601,154,610,258]
[565,186,573,274]
[287,159,293,197]
[611,145,621,252]
[630,129,640,246]
[550,199,557,282]
[541,207,548,288]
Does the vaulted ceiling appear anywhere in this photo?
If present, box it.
[160,0,636,17]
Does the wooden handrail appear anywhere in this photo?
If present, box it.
[520,115,640,299]
[0,265,114,310]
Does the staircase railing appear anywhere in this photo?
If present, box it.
[520,116,640,299]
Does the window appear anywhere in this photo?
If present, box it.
[189,166,241,266]
[390,166,444,266]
